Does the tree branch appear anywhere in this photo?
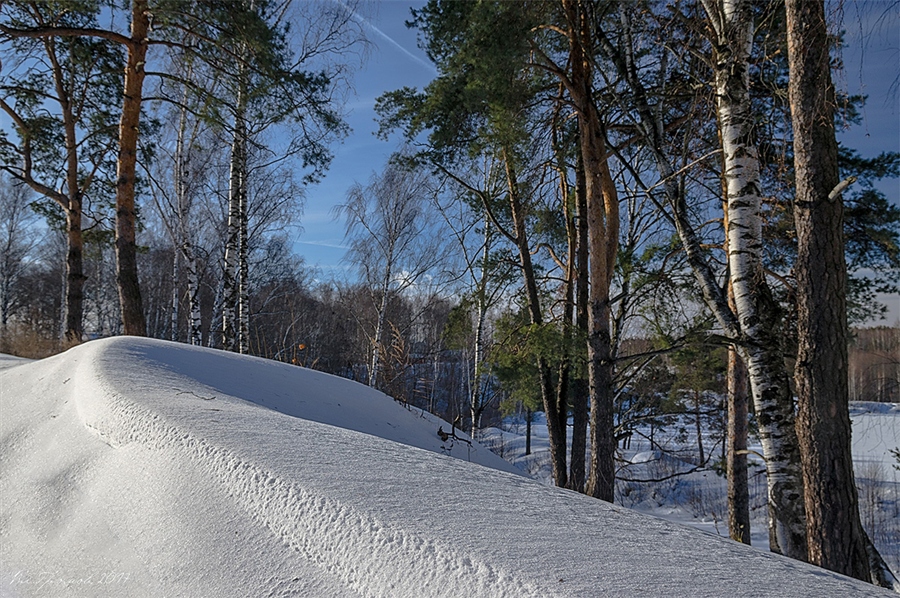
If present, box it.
[0,24,133,47]
[828,175,857,201]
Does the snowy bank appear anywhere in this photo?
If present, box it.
[0,337,890,597]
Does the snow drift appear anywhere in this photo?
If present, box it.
[0,337,890,597]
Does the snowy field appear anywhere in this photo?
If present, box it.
[481,399,900,574]
[0,337,894,597]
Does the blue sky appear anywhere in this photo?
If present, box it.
[297,0,899,318]
[295,1,434,277]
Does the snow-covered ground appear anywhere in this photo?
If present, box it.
[481,399,900,575]
[0,337,893,596]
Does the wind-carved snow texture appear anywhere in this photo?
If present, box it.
[71,355,540,598]
[1,337,893,597]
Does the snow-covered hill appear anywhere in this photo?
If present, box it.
[0,337,891,596]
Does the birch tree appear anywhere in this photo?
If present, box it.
[698,0,808,559]
[434,156,514,437]
[339,161,443,389]
[582,0,809,557]
[147,56,218,346]
[215,0,358,354]
[221,62,248,353]
[2,0,355,338]
[379,0,578,489]
[0,176,35,335]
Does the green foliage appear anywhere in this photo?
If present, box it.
[442,297,474,351]
[29,199,66,232]
[489,304,583,415]
[377,0,549,164]
[0,2,122,215]
[668,338,727,401]
[150,0,347,184]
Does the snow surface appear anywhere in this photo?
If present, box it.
[483,398,900,564]
[850,402,900,471]
[0,336,892,597]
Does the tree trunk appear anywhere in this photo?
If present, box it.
[562,0,619,502]
[701,0,808,559]
[64,199,85,342]
[785,0,874,583]
[694,390,705,465]
[170,248,179,341]
[553,110,579,493]
[186,243,202,346]
[114,0,149,336]
[470,213,491,437]
[222,78,247,352]
[503,151,567,488]
[727,345,751,545]
[569,156,589,494]
[174,89,203,348]
[525,407,532,456]
[369,266,392,389]
[584,156,617,502]
[239,175,250,355]
[720,81,750,548]
[48,33,86,343]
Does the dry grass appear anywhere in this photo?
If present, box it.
[0,325,80,359]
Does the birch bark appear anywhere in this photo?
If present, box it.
[222,75,247,352]
[469,213,492,436]
[369,262,392,389]
[174,95,203,347]
[703,0,808,559]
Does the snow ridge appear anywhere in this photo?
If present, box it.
[70,345,542,598]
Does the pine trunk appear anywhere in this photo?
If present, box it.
[785,0,874,583]
[727,345,751,544]
[569,157,589,494]
[64,200,85,342]
[114,0,149,336]
[504,152,568,488]
[58,58,85,343]
[562,0,619,503]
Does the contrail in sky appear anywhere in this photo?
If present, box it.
[332,0,437,74]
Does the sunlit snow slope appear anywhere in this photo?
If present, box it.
[0,337,890,597]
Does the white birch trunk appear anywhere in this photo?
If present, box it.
[170,71,202,347]
[369,263,392,388]
[222,78,247,353]
[210,270,223,349]
[170,249,179,341]
[239,183,249,355]
[707,0,808,560]
[184,242,202,346]
[469,214,491,437]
